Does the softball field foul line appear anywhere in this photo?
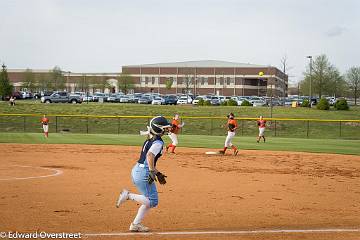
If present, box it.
[84,228,360,237]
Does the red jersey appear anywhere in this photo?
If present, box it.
[227,119,238,132]
[257,119,266,128]
[41,117,49,125]
[170,119,181,134]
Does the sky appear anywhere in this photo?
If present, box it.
[1,0,359,84]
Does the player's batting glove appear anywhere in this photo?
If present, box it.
[156,172,167,185]
[148,170,157,184]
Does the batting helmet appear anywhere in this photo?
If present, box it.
[149,116,171,135]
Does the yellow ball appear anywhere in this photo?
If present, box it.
[258,71,264,76]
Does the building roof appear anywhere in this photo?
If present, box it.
[124,60,271,68]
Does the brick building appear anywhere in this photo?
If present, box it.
[123,60,288,97]
[7,60,288,97]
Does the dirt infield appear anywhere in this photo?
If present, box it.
[0,144,360,240]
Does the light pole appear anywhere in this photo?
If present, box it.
[306,56,312,107]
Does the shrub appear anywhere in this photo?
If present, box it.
[227,99,238,106]
[316,98,330,110]
[204,100,211,106]
[334,99,349,110]
[301,99,310,107]
[220,101,227,106]
[198,99,204,106]
[241,100,253,106]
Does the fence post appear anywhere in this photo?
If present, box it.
[118,117,120,135]
[241,120,244,136]
[23,116,26,132]
[86,117,89,134]
[210,118,213,136]
[339,121,342,138]
[55,116,58,133]
[274,120,277,137]
[306,120,309,138]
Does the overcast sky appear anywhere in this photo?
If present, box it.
[1,0,359,84]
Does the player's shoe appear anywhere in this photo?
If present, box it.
[219,150,225,155]
[256,140,259,143]
[234,149,239,156]
[129,223,149,232]
[116,189,129,208]
[166,145,169,152]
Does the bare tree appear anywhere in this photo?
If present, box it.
[280,55,294,74]
[22,68,37,92]
[118,72,134,95]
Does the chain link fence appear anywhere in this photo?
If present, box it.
[0,114,359,139]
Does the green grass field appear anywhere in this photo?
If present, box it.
[1,100,360,119]
[0,132,359,155]
[0,101,359,139]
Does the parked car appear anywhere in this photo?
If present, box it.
[41,92,83,104]
[127,94,140,103]
[33,92,42,99]
[138,96,152,104]
[192,96,204,105]
[177,95,193,104]
[20,91,32,99]
[83,95,94,102]
[326,97,336,106]
[164,95,178,105]
[152,97,165,105]
[236,97,248,106]
[210,96,221,105]
[192,95,210,105]
[252,100,267,107]
[92,93,106,102]
[107,94,119,102]
[119,96,130,103]
[11,91,23,99]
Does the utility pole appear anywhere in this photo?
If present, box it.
[307,56,313,107]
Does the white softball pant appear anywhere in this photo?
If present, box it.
[224,131,235,147]
[42,124,49,133]
[259,127,265,136]
[168,133,178,146]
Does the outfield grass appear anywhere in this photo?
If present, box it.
[1,101,359,139]
[0,132,359,155]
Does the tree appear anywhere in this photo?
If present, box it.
[280,55,293,99]
[118,72,134,94]
[346,66,360,105]
[301,54,342,98]
[22,68,37,92]
[50,66,65,91]
[165,78,173,90]
[326,68,347,98]
[183,70,193,98]
[0,64,13,100]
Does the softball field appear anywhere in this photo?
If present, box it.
[1,143,360,240]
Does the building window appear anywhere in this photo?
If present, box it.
[231,77,235,85]
[219,77,223,85]
[152,77,155,85]
[141,77,146,84]
[173,77,177,84]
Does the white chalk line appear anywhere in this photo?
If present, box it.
[0,165,63,181]
[84,228,360,237]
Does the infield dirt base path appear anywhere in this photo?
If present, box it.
[0,144,360,240]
